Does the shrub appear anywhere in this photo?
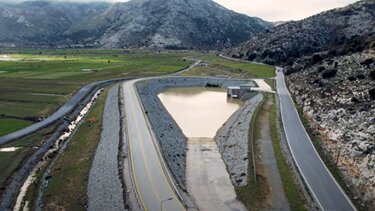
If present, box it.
[357,74,366,80]
[369,70,375,80]
[312,54,323,64]
[247,53,257,61]
[321,68,337,79]
[317,66,325,72]
[369,89,375,100]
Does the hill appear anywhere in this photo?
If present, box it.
[0,0,272,49]
[227,0,374,66]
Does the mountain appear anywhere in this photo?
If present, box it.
[227,0,375,66]
[66,0,272,49]
[0,1,110,47]
[0,0,272,49]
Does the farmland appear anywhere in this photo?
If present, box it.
[0,49,275,136]
[0,49,193,135]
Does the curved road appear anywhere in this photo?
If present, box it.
[122,79,185,211]
[276,68,356,211]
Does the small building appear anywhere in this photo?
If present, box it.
[239,84,252,92]
[227,86,240,98]
[227,83,253,98]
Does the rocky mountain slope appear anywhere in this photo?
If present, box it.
[0,1,110,47]
[227,0,375,66]
[288,50,375,209]
[0,0,271,49]
[226,0,375,208]
[66,0,271,49]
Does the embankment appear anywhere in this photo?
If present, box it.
[135,76,252,190]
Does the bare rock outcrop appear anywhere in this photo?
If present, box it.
[287,50,375,209]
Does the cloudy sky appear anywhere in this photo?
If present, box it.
[215,0,359,21]
[2,0,359,21]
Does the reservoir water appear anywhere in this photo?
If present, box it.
[158,87,243,138]
[158,87,246,211]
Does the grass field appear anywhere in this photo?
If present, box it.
[0,49,275,136]
[0,49,193,135]
[42,86,109,210]
[0,118,32,136]
[184,54,275,78]
[0,49,191,79]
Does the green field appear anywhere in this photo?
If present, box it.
[0,49,193,135]
[0,118,32,136]
[183,54,275,78]
[0,49,274,136]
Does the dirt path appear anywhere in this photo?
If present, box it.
[258,97,290,210]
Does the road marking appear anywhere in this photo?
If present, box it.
[123,86,147,211]
[131,82,186,210]
[130,91,163,204]
[125,83,185,211]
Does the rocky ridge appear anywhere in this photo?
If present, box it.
[227,0,375,66]
[0,0,271,49]
[288,50,375,208]
[0,1,110,47]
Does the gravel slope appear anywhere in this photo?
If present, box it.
[215,93,263,186]
[87,84,125,211]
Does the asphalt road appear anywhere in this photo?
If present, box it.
[276,68,356,211]
[122,79,185,211]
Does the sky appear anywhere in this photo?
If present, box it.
[1,0,360,22]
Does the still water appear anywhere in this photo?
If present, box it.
[158,87,246,211]
[158,87,243,138]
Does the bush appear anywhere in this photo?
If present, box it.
[357,74,366,80]
[317,66,325,72]
[360,58,374,67]
[247,53,257,61]
[369,89,375,100]
[321,68,337,79]
[369,70,375,80]
[312,54,323,64]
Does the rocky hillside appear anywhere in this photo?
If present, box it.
[226,0,375,208]
[0,0,271,49]
[0,1,110,47]
[227,0,375,66]
[66,0,271,49]
[288,50,375,209]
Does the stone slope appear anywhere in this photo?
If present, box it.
[288,50,375,209]
[227,0,375,65]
